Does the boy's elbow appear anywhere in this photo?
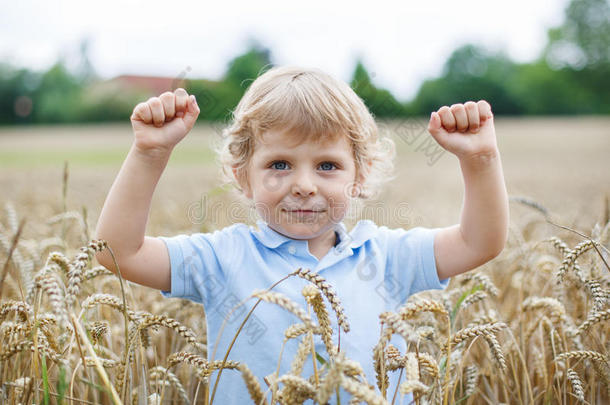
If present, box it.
[480,237,507,264]
[487,243,505,262]
[494,225,509,258]
[93,232,110,269]
[94,249,116,274]
[483,222,508,259]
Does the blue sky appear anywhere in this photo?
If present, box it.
[0,0,569,100]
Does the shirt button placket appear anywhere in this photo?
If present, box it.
[288,245,297,255]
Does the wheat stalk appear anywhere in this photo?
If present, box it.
[379,312,415,344]
[278,374,316,400]
[555,350,608,364]
[0,300,33,323]
[577,308,610,334]
[284,322,322,340]
[460,272,499,297]
[238,362,268,405]
[398,299,448,319]
[464,365,478,396]
[252,290,316,331]
[584,279,607,311]
[138,313,204,351]
[0,339,59,362]
[461,291,488,310]
[167,351,209,380]
[556,240,595,283]
[483,332,507,371]
[385,344,403,371]
[149,365,190,404]
[316,356,343,404]
[83,265,114,280]
[449,322,507,349]
[294,268,350,333]
[522,297,567,324]
[48,251,71,274]
[341,374,389,405]
[81,293,137,320]
[567,368,585,402]
[65,240,107,306]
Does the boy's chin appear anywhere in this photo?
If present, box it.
[272,221,333,240]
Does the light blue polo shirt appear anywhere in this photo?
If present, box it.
[159,219,449,404]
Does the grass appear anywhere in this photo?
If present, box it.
[0,147,216,168]
[0,122,220,168]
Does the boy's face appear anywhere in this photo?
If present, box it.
[236,129,363,241]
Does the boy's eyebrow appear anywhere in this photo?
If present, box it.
[257,151,350,162]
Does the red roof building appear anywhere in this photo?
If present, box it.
[104,74,189,95]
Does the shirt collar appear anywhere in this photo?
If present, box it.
[251,219,375,250]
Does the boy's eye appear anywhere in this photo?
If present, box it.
[319,162,337,171]
[270,161,289,170]
[268,161,338,171]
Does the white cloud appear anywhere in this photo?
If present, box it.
[0,0,570,100]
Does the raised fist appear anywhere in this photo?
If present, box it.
[427,100,498,160]
[130,88,200,154]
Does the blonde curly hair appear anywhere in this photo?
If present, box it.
[214,65,396,203]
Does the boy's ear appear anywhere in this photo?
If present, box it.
[353,160,372,197]
[357,160,372,184]
[232,165,253,199]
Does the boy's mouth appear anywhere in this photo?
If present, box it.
[284,208,325,212]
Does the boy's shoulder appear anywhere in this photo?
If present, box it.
[338,219,434,250]
[204,222,252,241]
[349,219,431,236]
[171,222,251,246]
[190,219,434,249]
[350,220,439,252]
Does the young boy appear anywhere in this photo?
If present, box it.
[95,66,508,403]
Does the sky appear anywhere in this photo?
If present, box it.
[0,0,570,101]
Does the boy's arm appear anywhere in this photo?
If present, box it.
[427,101,509,280]
[94,88,200,291]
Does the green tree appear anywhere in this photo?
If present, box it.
[186,42,274,122]
[350,60,405,117]
[223,39,273,88]
[543,0,610,69]
[31,60,83,123]
[0,63,42,124]
[411,45,522,115]
[541,0,610,112]
[506,61,597,114]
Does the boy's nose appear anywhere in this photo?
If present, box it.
[291,171,317,196]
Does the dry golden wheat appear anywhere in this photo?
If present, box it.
[238,362,269,405]
[252,290,317,331]
[0,197,608,404]
[294,267,350,333]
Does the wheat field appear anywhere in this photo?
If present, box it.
[0,117,609,404]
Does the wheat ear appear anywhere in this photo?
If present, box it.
[294,268,350,333]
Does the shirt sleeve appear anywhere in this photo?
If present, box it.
[383,226,450,304]
[157,227,236,308]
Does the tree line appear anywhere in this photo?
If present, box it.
[0,0,607,125]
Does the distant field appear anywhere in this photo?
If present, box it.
[0,123,217,167]
[1,116,609,236]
